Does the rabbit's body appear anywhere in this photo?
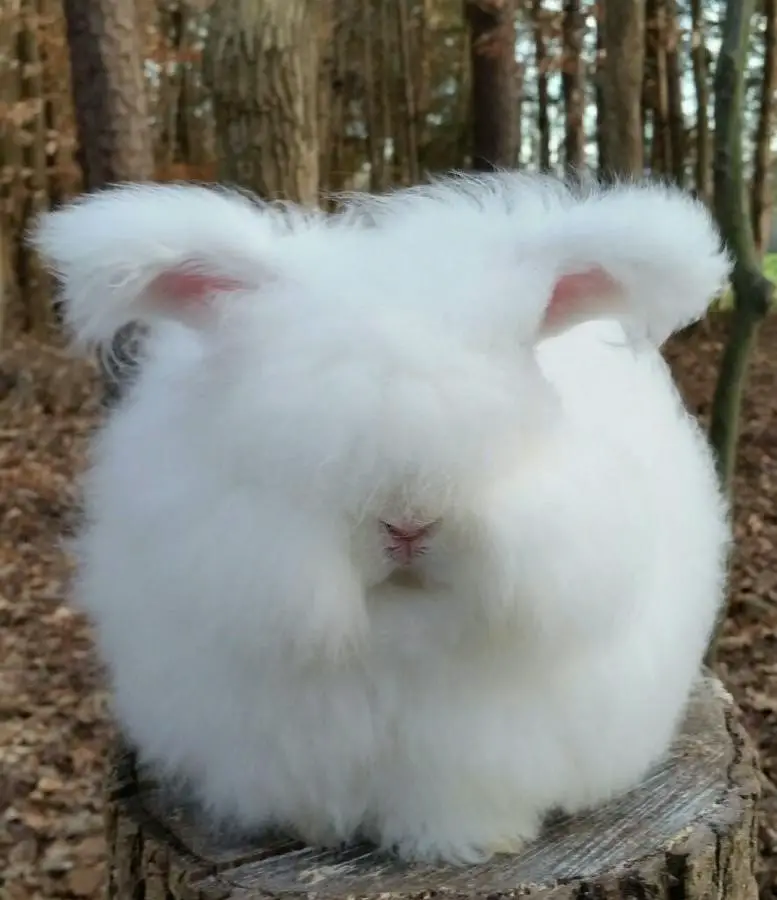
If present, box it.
[32,173,731,864]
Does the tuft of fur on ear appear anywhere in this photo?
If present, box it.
[526,181,733,344]
[28,183,307,347]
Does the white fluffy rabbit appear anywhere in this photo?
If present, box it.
[31,172,732,865]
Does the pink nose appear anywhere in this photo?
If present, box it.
[381,520,438,542]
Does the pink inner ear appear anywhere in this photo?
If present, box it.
[544,267,619,331]
[151,267,246,305]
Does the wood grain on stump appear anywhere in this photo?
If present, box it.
[105,674,760,900]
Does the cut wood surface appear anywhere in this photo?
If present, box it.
[105,673,760,900]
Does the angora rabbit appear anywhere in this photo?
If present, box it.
[31,172,731,865]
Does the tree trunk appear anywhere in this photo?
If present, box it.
[203,0,320,206]
[465,0,519,172]
[594,1,607,172]
[562,0,586,172]
[16,0,50,335]
[665,0,686,186]
[709,0,775,497]
[61,0,154,190]
[600,0,646,177]
[415,0,433,173]
[362,0,382,191]
[533,0,551,171]
[378,0,394,188]
[104,674,759,900]
[514,58,525,169]
[60,0,155,406]
[327,6,348,192]
[750,0,777,257]
[397,0,420,185]
[645,0,671,176]
[0,220,6,349]
[316,0,334,197]
[0,0,21,342]
[690,0,711,204]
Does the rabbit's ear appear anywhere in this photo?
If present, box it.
[531,183,732,345]
[29,183,279,347]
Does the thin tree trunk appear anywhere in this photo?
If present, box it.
[1,0,24,337]
[515,57,525,168]
[457,20,473,168]
[388,3,412,185]
[397,0,420,184]
[690,0,711,204]
[562,0,586,172]
[645,0,671,175]
[665,0,686,186]
[61,0,154,190]
[16,0,49,334]
[533,0,551,171]
[363,0,382,190]
[328,7,348,192]
[316,0,334,197]
[378,0,394,188]
[600,0,646,177]
[203,0,320,206]
[415,0,432,171]
[595,0,607,172]
[465,0,519,172]
[751,0,777,257]
[155,2,187,171]
[708,0,774,500]
[171,4,190,165]
[0,220,5,348]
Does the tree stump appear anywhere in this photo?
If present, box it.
[105,673,760,900]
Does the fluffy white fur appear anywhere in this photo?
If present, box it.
[31,173,732,865]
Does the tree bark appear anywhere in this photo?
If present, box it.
[315,0,334,197]
[750,0,777,257]
[327,5,348,192]
[15,0,50,334]
[0,220,6,349]
[600,0,646,177]
[362,0,382,191]
[61,0,154,190]
[562,0,586,172]
[664,0,686,186]
[594,1,607,172]
[533,0,551,171]
[203,0,320,206]
[690,0,711,204]
[465,0,519,172]
[104,674,759,900]
[378,0,394,188]
[645,0,671,176]
[397,0,420,184]
[709,0,775,497]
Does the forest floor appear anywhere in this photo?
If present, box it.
[1,317,777,900]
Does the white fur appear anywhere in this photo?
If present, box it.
[31,173,731,865]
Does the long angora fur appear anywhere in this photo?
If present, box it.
[30,172,732,864]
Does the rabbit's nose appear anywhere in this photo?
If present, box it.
[380,520,439,542]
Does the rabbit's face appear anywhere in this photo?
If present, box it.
[168,252,557,592]
[195,268,554,510]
